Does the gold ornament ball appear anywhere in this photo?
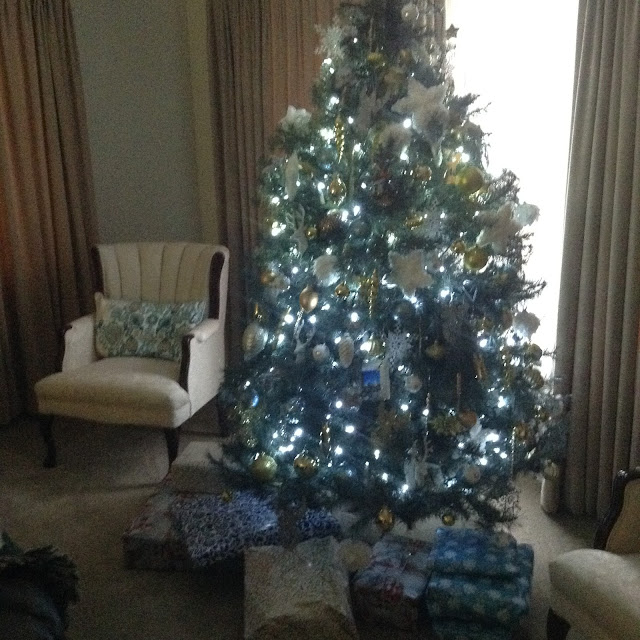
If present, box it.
[376,505,395,532]
[463,246,489,271]
[413,165,432,182]
[405,214,424,230]
[305,226,317,239]
[334,282,350,298]
[526,343,543,361]
[250,453,278,483]
[299,285,319,313]
[260,270,277,286]
[535,406,551,422]
[525,367,545,389]
[293,453,320,478]
[398,49,413,66]
[425,340,446,360]
[457,165,485,195]
[514,422,530,442]
[328,175,347,206]
[458,410,478,429]
[451,239,466,254]
[442,513,456,527]
[367,51,385,67]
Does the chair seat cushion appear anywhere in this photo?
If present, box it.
[35,357,191,428]
[549,549,640,639]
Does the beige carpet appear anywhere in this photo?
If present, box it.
[0,413,596,640]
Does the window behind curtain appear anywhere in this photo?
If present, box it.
[445,0,579,369]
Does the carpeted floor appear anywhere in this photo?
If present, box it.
[1,412,595,640]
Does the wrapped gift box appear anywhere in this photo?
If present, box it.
[170,491,341,566]
[244,536,358,640]
[425,528,534,631]
[429,527,520,578]
[430,618,514,640]
[122,485,194,571]
[352,535,433,631]
[122,484,340,571]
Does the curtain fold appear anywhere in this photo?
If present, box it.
[0,0,97,422]
[207,0,341,362]
[555,0,640,517]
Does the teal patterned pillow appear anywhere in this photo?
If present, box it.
[94,293,206,361]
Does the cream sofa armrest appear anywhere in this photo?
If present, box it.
[180,321,225,416]
[189,318,222,343]
[61,314,97,372]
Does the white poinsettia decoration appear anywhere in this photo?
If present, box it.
[279,106,312,134]
[376,122,413,155]
[284,151,300,201]
[392,79,449,159]
[513,202,540,227]
[388,249,434,297]
[513,310,540,338]
[315,18,356,63]
[313,254,340,286]
[476,202,522,253]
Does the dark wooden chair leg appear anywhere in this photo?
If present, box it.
[547,608,571,640]
[164,427,181,467]
[39,415,57,468]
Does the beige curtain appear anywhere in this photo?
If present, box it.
[0,0,97,422]
[207,0,342,361]
[555,0,640,518]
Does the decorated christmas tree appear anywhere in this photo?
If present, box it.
[219,0,566,534]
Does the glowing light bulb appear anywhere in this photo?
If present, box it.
[244,380,251,388]
[308,315,317,324]
[272,431,279,439]
[277,333,285,345]
[335,400,343,409]
[400,403,409,411]
[440,288,451,298]
[335,446,343,455]
[381,473,389,481]
[271,196,280,205]
[497,396,508,408]
[294,428,303,437]
[401,484,409,493]
[353,204,361,215]
[323,58,332,66]
[292,267,299,274]
[403,118,412,128]
[345,425,355,434]
[374,449,381,459]
[400,149,409,161]
[480,457,488,466]
[350,312,359,322]
[329,96,339,105]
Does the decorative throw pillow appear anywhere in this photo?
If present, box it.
[94,293,206,361]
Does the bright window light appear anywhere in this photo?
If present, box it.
[446,0,578,368]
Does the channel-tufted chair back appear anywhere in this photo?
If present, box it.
[93,242,227,322]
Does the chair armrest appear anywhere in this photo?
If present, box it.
[595,468,640,553]
[179,319,225,415]
[188,318,222,344]
[61,314,97,372]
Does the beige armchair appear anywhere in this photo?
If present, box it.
[34,242,229,469]
[547,468,640,640]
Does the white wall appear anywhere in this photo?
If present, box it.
[71,0,202,243]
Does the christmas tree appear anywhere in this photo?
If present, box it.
[219,0,566,533]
